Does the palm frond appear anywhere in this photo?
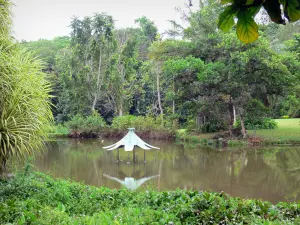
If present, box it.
[0,9,53,168]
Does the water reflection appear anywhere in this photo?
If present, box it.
[103,174,160,191]
[34,138,300,203]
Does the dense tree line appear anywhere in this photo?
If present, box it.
[22,1,300,137]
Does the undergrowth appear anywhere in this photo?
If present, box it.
[0,170,299,224]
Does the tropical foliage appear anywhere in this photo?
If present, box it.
[0,1,52,173]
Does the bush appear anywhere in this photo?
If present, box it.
[282,115,290,119]
[66,112,106,133]
[235,118,278,130]
[49,124,69,135]
[111,115,166,132]
[0,171,299,224]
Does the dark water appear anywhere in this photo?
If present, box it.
[34,138,300,203]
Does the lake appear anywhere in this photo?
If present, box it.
[34,138,300,204]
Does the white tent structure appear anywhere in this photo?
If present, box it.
[103,174,160,191]
[103,128,159,162]
[103,128,159,151]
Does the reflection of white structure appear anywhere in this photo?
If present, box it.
[103,174,160,191]
[103,128,160,162]
[103,128,159,151]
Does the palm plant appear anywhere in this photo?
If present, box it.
[0,0,53,173]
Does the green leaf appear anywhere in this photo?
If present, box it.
[221,0,234,4]
[236,11,259,43]
[57,202,66,212]
[246,0,255,5]
[284,0,300,22]
[218,5,239,32]
[248,5,263,17]
[263,0,285,24]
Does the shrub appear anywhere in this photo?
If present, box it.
[186,117,227,133]
[235,118,277,130]
[49,124,69,135]
[66,112,106,133]
[282,115,290,119]
[65,114,85,132]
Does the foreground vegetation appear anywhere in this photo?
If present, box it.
[0,170,300,224]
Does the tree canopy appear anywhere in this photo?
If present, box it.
[18,1,300,138]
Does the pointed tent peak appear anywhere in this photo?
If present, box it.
[103,127,160,151]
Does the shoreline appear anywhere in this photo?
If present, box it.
[49,130,300,147]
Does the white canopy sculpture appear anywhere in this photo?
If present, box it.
[103,174,160,191]
[103,128,159,151]
[103,128,159,162]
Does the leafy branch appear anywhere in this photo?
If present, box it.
[217,0,300,43]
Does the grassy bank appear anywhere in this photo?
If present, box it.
[49,118,300,146]
[177,119,300,146]
[175,129,248,147]
[248,119,300,145]
[0,170,300,224]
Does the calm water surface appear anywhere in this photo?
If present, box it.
[34,138,300,203]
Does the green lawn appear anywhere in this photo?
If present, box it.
[248,119,300,143]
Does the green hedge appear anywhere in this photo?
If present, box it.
[0,171,299,224]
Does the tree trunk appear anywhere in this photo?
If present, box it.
[228,97,234,137]
[92,95,97,111]
[119,102,123,116]
[172,101,175,114]
[172,74,175,114]
[233,105,236,125]
[92,47,103,111]
[240,115,247,139]
[157,69,163,115]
